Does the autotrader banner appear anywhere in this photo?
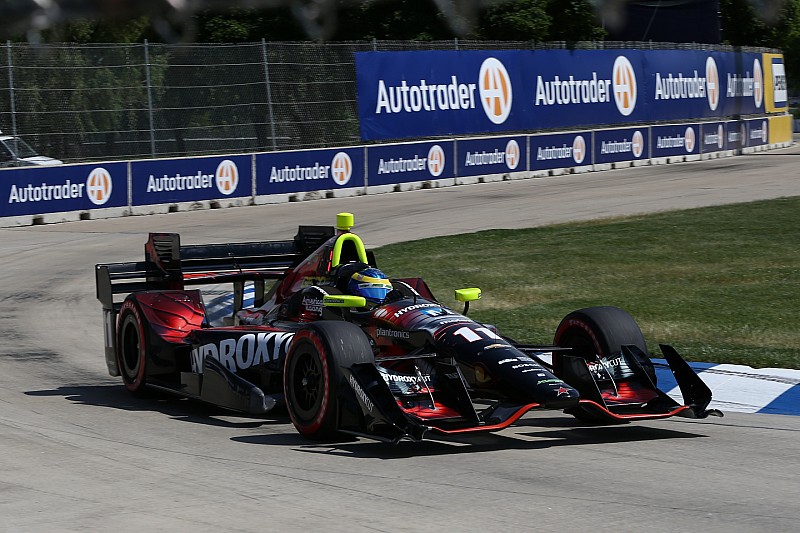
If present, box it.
[1,162,127,217]
[355,49,767,141]
[255,147,365,195]
[131,155,251,206]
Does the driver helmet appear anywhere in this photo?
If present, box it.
[347,267,392,304]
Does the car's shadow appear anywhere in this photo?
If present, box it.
[27,384,710,457]
[25,384,288,429]
[234,416,710,459]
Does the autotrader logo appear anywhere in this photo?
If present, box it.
[573,136,586,164]
[86,167,112,205]
[612,56,637,116]
[505,140,520,170]
[478,58,512,124]
[706,57,720,111]
[427,145,445,177]
[753,58,763,108]
[331,152,352,186]
[632,130,644,158]
[685,127,696,153]
[215,160,239,195]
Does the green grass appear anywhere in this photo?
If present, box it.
[375,197,800,369]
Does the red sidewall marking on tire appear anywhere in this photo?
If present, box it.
[118,300,147,391]
[556,318,604,355]
[286,329,330,435]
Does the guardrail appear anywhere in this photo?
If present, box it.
[1,116,792,227]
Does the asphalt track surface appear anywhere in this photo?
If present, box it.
[3,147,800,532]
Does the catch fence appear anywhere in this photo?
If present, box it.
[0,39,775,164]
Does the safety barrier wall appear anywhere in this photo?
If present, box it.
[1,116,791,226]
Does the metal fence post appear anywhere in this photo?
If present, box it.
[261,39,277,151]
[143,39,156,157]
[6,41,18,139]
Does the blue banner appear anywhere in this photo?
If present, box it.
[594,127,649,164]
[746,118,769,147]
[367,141,455,186]
[725,121,747,151]
[131,155,251,206]
[530,131,592,170]
[456,136,526,177]
[355,49,767,141]
[255,147,364,195]
[651,124,700,158]
[700,122,727,153]
[1,162,127,217]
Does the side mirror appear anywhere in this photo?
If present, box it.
[454,288,481,315]
[323,294,367,308]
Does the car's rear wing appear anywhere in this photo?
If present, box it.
[95,225,334,376]
[96,225,335,312]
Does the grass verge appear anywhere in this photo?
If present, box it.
[375,197,800,369]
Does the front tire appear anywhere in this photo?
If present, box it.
[117,298,148,395]
[553,306,651,377]
[283,321,373,440]
[554,306,656,424]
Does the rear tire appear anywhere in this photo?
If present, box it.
[283,321,373,440]
[117,298,148,395]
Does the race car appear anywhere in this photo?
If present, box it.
[96,212,722,442]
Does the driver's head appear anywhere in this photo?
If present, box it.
[347,266,391,304]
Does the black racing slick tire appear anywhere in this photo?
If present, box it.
[553,306,655,385]
[283,321,374,440]
[116,298,148,395]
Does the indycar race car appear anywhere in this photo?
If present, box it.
[96,213,722,442]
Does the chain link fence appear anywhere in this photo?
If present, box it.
[0,40,778,164]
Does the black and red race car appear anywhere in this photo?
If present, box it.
[96,212,721,442]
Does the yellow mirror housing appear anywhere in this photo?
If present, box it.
[336,212,354,232]
[323,294,367,308]
[455,288,481,302]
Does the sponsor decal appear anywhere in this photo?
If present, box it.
[706,57,720,111]
[478,57,513,124]
[86,168,113,206]
[190,332,294,373]
[330,151,353,186]
[393,303,441,318]
[632,130,644,158]
[505,139,520,169]
[464,149,505,167]
[301,296,323,314]
[427,144,445,177]
[381,372,431,384]
[654,70,707,101]
[753,58,764,108]
[349,374,374,413]
[685,126,696,152]
[599,131,644,157]
[376,327,411,339]
[377,155,427,175]
[535,73,612,107]
[726,60,762,108]
[146,160,239,196]
[612,56,637,116]
[772,59,787,105]
[376,75,476,115]
[573,135,587,164]
[8,179,85,204]
[215,160,238,195]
